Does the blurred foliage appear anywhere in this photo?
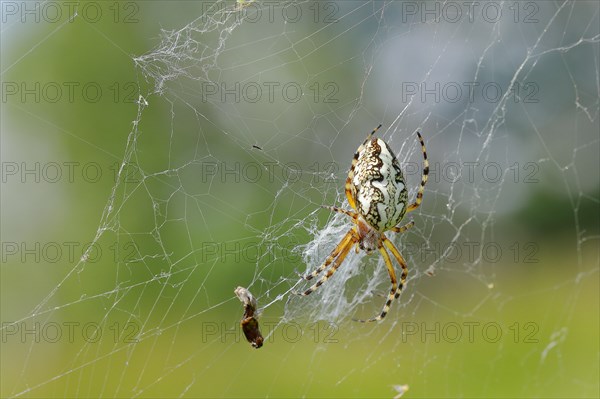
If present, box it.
[516,187,600,235]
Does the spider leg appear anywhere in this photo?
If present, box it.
[364,123,383,143]
[406,132,429,213]
[300,229,355,281]
[298,231,357,296]
[383,236,408,305]
[344,176,357,211]
[390,221,414,234]
[354,242,398,323]
[345,124,383,210]
[321,206,360,255]
[321,205,358,220]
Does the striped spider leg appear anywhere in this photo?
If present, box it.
[297,125,429,322]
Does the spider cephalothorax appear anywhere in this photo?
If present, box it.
[297,125,429,322]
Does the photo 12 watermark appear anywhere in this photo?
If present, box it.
[1,81,138,104]
[201,1,339,24]
[1,161,141,184]
[199,81,339,104]
[1,321,140,344]
[1,1,140,24]
[401,81,539,104]
[1,240,140,264]
[399,321,540,344]
[399,1,540,24]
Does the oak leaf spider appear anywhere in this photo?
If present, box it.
[297,125,428,322]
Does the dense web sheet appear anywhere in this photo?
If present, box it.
[2,1,599,398]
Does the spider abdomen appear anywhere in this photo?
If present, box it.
[352,138,408,231]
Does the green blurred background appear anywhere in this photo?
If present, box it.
[1,1,598,398]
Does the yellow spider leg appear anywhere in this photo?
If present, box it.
[406,132,429,213]
[383,236,408,304]
[322,205,360,253]
[354,243,398,322]
[390,220,414,234]
[322,205,358,219]
[301,229,355,281]
[344,176,357,210]
[299,231,357,296]
[345,124,383,210]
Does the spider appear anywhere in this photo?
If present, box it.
[297,124,429,322]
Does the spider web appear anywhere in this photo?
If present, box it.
[2,1,599,398]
